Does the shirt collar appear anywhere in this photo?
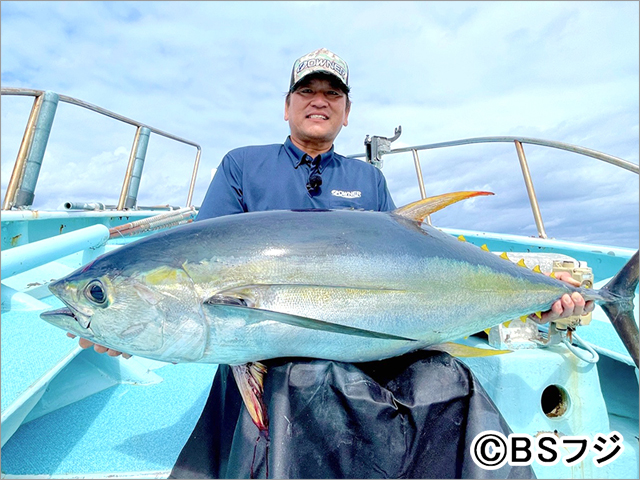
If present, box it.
[284,136,334,173]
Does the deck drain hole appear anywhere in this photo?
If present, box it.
[541,385,570,418]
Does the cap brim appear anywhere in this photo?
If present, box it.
[290,71,350,93]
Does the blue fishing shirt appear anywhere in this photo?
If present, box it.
[197,137,395,220]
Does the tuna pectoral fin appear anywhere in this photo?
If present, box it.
[203,301,416,341]
[231,362,269,432]
[600,250,639,368]
[393,191,494,223]
[429,342,512,358]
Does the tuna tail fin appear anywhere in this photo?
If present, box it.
[393,191,494,224]
[599,250,639,368]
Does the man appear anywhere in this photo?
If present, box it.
[195,48,394,219]
[168,48,592,479]
[75,48,593,478]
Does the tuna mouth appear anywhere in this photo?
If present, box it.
[41,306,92,331]
[41,306,76,319]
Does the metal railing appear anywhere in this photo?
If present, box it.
[1,87,202,211]
[349,135,639,238]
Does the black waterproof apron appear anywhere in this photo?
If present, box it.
[170,350,535,479]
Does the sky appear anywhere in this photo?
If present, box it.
[1,1,638,248]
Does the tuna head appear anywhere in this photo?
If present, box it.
[41,257,209,363]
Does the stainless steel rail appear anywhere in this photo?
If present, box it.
[348,135,639,239]
[1,87,202,210]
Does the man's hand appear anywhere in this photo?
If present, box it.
[67,332,132,359]
[530,271,595,324]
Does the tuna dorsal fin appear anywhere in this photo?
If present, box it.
[393,191,494,223]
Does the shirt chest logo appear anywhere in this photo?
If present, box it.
[331,189,362,199]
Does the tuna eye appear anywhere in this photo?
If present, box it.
[85,281,107,305]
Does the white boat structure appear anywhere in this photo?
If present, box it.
[1,88,638,479]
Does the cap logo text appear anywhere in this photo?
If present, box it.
[297,59,346,78]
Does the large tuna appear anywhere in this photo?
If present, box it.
[41,192,639,431]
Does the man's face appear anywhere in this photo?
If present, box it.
[285,77,350,147]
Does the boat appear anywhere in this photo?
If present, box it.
[1,87,638,479]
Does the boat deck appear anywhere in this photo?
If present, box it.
[2,352,217,478]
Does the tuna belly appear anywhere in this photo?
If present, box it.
[202,309,422,364]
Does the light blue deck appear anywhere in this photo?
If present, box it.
[1,296,75,413]
[2,355,217,477]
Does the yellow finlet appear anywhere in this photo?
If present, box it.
[458,235,466,242]
[535,311,542,319]
[532,265,542,273]
[520,315,528,323]
[481,244,490,252]
[430,342,512,358]
[500,252,509,260]
[393,191,495,224]
[484,328,491,335]
[550,271,556,279]
[504,320,512,328]
[517,259,527,268]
